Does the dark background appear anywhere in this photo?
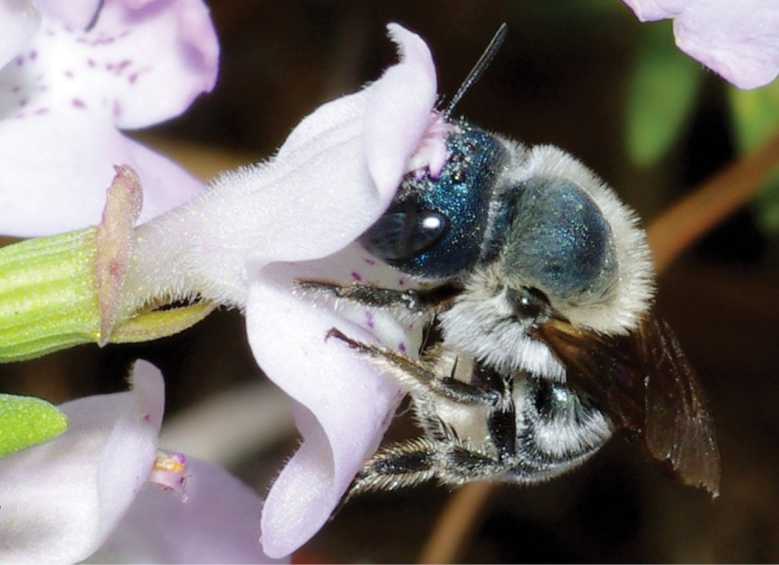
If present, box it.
[3,2,778,562]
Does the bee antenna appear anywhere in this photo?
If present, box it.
[444,22,508,119]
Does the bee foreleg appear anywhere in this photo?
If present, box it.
[326,328,500,407]
[296,279,460,314]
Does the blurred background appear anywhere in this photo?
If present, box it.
[3,2,779,562]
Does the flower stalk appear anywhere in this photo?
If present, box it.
[0,166,217,363]
[0,228,100,361]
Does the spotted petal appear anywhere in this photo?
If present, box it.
[0,0,218,236]
[0,360,163,564]
[249,249,415,559]
[0,0,39,69]
[0,0,219,128]
[234,25,438,558]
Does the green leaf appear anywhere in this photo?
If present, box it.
[0,394,69,457]
[729,82,779,234]
[729,82,779,152]
[753,167,779,234]
[626,24,703,167]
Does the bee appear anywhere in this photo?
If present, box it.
[300,25,720,500]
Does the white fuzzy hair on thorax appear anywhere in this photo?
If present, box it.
[492,138,655,335]
[439,264,567,381]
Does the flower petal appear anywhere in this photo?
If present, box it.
[35,0,101,30]
[0,0,39,69]
[673,0,779,89]
[247,249,413,558]
[0,360,163,563]
[89,457,284,563]
[622,0,686,22]
[0,113,202,237]
[0,0,218,128]
[364,23,438,199]
[130,23,437,308]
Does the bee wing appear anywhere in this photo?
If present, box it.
[536,316,721,497]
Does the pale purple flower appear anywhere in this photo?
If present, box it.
[0,0,219,237]
[623,0,779,89]
[0,360,278,563]
[124,23,442,557]
[1,15,444,558]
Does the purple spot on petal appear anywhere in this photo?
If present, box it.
[64,70,74,79]
[87,57,96,68]
[351,271,363,282]
[113,100,122,118]
[15,57,23,66]
[28,50,37,60]
[128,72,139,84]
[363,257,377,265]
[18,98,28,107]
[399,342,407,353]
[398,278,406,287]
[71,98,86,109]
[365,311,375,330]
[11,85,20,93]
[34,107,49,115]
[115,59,132,74]
[106,63,114,71]
[143,414,151,422]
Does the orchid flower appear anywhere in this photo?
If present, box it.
[623,0,779,89]
[0,360,279,563]
[1,15,443,558]
[0,0,218,238]
[106,23,442,557]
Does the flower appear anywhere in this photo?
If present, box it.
[1,17,443,557]
[0,360,279,563]
[0,0,219,237]
[623,0,779,89]
[120,23,441,557]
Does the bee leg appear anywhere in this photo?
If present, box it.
[473,364,517,461]
[487,401,517,462]
[439,443,506,484]
[296,279,460,314]
[341,439,438,502]
[326,328,500,406]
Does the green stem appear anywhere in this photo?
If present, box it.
[0,229,101,362]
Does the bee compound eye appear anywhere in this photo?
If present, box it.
[361,208,449,261]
